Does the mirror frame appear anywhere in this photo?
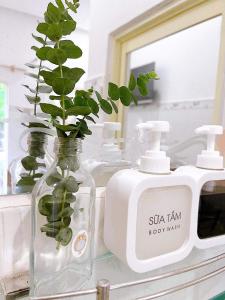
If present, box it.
[106,0,225,133]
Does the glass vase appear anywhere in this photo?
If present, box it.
[10,130,51,194]
[30,137,95,297]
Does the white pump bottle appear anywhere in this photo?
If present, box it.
[175,125,225,249]
[83,121,131,187]
[104,121,196,273]
[82,122,132,258]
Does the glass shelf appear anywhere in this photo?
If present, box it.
[2,245,225,300]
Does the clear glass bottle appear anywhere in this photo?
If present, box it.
[30,138,95,297]
[10,130,51,194]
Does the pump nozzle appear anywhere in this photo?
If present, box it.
[137,121,170,174]
[195,125,223,170]
[101,122,122,161]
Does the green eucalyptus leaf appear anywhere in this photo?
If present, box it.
[59,206,74,218]
[52,183,65,198]
[50,95,72,101]
[46,23,62,41]
[85,115,96,123]
[56,227,72,246]
[95,91,102,102]
[119,86,132,106]
[40,70,54,86]
[69,67,85,82]
[146,71,159,80]
[36,47,52,60]
[129,73,136,91]
[32,34,46,45]
[56,0,65,9]
[61,20,76,35]
[108,82,120,100]
[43,221,62,230]
[66,106,91,116]
[21,156,38,171]
[99,99,112,114]
[52,78,75,95]
[57,157,69,170]
[41,225,59,235]
[31,46,39,52]
[62,217,71,227]
[65,0,79,13]
[51,66,85,84]
[45,3,62,23]
[36,23,49,35]
[64,176,79,192]
[54,123,78,132]
[137,77,148,96]
[33,173,44,178]
[46,48,67,65]
[46,170,62,186]
[38,195,52,216]
[65,193,76,203]
[44,199,63,215]
[40,103,64,117]
[28,122,49,129]
[109,99,118,113]
[59,40,82,59]
[131,93,138,105]
[61,99,74,109]
[73,95,87,106]
[87,98,99,114]
[47,213,61,223]
[16,176,35,193]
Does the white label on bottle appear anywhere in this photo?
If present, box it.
[136,185,191,260]
[72,230,88,257]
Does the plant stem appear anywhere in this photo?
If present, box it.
[56,144,67,250]
[34,36,47,116]
[57,41,66,126]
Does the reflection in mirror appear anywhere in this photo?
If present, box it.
[125,16,222,168]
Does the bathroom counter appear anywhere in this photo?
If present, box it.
[2,245,225,300]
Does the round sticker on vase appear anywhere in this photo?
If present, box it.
[72,230,88,257]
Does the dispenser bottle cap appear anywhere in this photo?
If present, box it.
[195,125,223,170]
[101,122,122,161]
[137,121,170,174]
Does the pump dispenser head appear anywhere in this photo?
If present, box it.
[137,121,170,174]
[101,122,122,161]
[195,125,223,170]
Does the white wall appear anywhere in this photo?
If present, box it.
[0,6,89,166]
[88,0,163,78]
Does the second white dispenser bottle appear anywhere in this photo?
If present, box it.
[175,125,225,249]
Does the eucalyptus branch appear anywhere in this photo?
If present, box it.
[34,0,159,247]
[16,33,51,193]
[34,36,48,115]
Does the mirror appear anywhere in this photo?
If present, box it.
[124,16,223,168]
